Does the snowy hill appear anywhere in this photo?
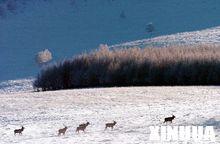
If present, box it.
[0,86,219,143]
[111,26,220,48]
[0,78,34,94]
[1,0,220,81]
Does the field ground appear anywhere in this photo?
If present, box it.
[0,86,219,144]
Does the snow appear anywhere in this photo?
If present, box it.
[0,78,34,94]
[0,1,219,143]
[0,86,219,143]
[111,26,220,48]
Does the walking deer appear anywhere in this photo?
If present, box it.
[58,126,68,136]
[105,121,117,130]
[14,126,25,135]
[76,122,90,133]
[164,115,175,123]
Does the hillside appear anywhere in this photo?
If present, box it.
[1,0,220,81]
[0,86,219,143]
[112,26,220,48]
[0,78,34,94]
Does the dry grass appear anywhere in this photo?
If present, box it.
[34,45,220,91]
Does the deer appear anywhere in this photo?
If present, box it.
[58,125,68,136]
[105,121,117,130]
[76,122,90,133]
[14,126,25,135]
[164,115,175,123]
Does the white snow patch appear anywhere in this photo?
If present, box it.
[0,78,34,94]
[111,26,220,48]
[0,86,219,143]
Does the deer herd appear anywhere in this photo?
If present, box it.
[13,115,176,136]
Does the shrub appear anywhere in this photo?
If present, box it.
[35,49,52,65]
[34,45,220,91]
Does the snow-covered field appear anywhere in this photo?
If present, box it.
[111,26,220,48]
[0,86,219,144]
[1,1,220,144]
[0,78,34,94]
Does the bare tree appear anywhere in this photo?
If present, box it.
[146,22,155,33]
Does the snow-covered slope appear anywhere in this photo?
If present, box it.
[0,86,219,144]
[0,78,34,94]
[112,26,220,48]
[1,0,220,81]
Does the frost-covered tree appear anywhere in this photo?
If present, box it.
[35,49,52,65]
[34,45,220,91]
[99,44,109,51]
